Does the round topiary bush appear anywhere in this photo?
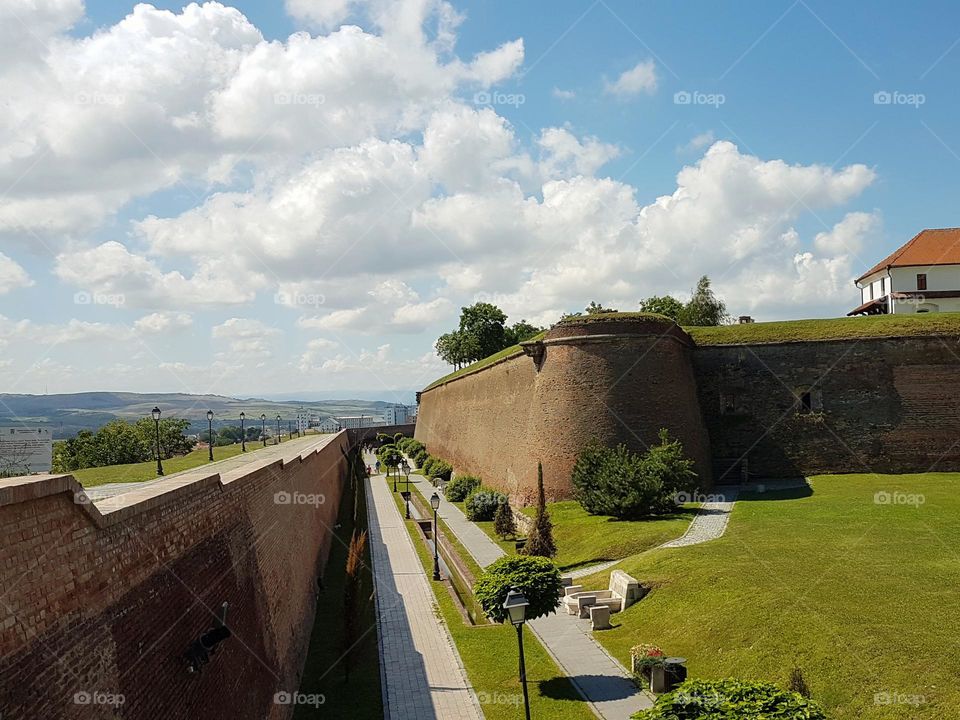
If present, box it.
[445,474,481,502]
[632,679,827,720]
[473,555,563,623]
[412,448,428,468]
[464,488,506,521]
[429,459,453,482]
[421,456,437,476]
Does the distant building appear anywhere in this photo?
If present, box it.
[383,405,416,425]
[296,408,309,435]
[335,415,385,429]
[317,418,341,433]
[850,228,960,315]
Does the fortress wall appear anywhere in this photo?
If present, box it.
[416,317,713,503]
[694,335,960,478]
[0,433,349,720]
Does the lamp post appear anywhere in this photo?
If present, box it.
[240,412,246,453]
[207,410,214,462]
[276,415,281,445]
[430,492,441,581]
[403,461,411,519]
[152,407,164,477]
[503,587,532,720]
[261,414,267,447]
[392,457,398,493]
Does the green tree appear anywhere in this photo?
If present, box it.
[504,320,544,345]
[377,443,402,478]
[474,555,563,623]
[458,302,508,360]
[522,462,556,558]
[638,294,685,322]
[585,300,618,314]
[494,498,517,539]
[89,420,150,467]
[678,275,728,326]
[133,417,196,460]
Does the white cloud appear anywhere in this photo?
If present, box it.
[538,127,620,179]
[212,317,282,359]
[678,131,716,154]
[813,210,881,256]
[604,59,658,97]
[552,87,576,100]
[0,252,32,293]
[134,312,193,334]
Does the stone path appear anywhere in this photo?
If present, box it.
[364,463,483,720]
[659,489,739,549]
[568,559,621,579]
[404,471,653,719]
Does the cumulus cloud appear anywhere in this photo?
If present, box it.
[0,252,32,293]
[134,312,193,334]
[604,59,658,97]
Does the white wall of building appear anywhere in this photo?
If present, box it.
[859,265,960,313]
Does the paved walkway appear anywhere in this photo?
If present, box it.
[365,463,483,720]
[659,489,739,549]
[405,471,652,719]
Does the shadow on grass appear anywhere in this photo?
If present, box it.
[738,479,813,502]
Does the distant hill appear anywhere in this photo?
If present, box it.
[0,392,405,439]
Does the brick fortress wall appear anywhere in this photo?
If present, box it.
[0,433,350,720]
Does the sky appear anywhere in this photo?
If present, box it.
[1,0,959,400]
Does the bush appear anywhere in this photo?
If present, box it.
[412,448,428,468]
[428,459,453,482]
[421,456,437,476]
[522,462,556,558]
[445,474,481,502]
[572,430,697,519]
[633,679,826,720]
[465,488,506,521]
[494,499,517,539]
[406,439,425,457]
[474,555,563,623]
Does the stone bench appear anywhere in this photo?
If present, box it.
[589,604,611,630]
[562,570,645,615]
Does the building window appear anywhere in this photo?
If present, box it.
[917,273,927,291]
[799,391,813,413]
[881,277,886,295]
[869,283,874,300]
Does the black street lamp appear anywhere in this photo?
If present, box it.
[240,412,247,453]
[504,587,532,720]
[392,458,398,493]
[207,410,214,462]
[152,407,164,476]
[261,414,267,447]
[403,461,411,519]
[430,492,441,581]
[276,415,281,445]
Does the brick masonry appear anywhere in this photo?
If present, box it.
[0,434,349,720]
[417,321,960,501]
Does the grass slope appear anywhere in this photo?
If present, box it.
[296,473,381,719]
[583,473,960,719]
[71,443,249,487]
[385,477,595,720]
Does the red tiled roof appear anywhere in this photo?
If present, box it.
[856,228,960,283]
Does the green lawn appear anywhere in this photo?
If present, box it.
[70,441,280,487]
[296,472,381,719]
[385,479,596,720]
[582,473,960,719]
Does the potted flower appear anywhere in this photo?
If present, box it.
[629,644,666,684]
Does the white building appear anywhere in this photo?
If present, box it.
[850,228,960,315]
[296,408,309,435]
[383,405,416,425]
[335,415,385,429]
[317,417,341,433]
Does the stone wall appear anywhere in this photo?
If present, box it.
[416,316,713,504]
[0,433,349,720]
[694,335,960,479]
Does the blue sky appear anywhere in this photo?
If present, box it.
[1,0,959,399]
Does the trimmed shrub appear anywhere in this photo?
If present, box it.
[465,488,506,521]
[428,459,453,482]
[406,439,425,457]
[474,555,563,623]
[572,430,697,519]
[412,448,428,468]
[445,474,481,502]
[421,456,437,476]
[633,679,826,720]
[494,499,517,539]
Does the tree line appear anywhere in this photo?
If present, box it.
[436,276,728,369]
[52,418,197,472]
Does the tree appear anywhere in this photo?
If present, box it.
[639,294,685,322]
[458,302,508,360]
[678,275,728,326]
[504,320,544,345]
[572,430,697,519]
[377,443,402,478]
[133,417,195,460]
[585,300,618,314]
[474,555,563,623]
[89,420,150,467]
[522,462,556,558]
[494,498,517,539]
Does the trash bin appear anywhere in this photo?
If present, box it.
[663,657,687,691]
